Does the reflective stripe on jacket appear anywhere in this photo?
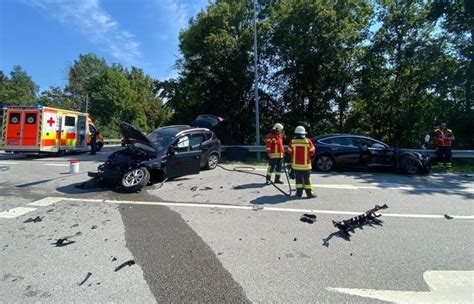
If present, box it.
[434,129,454,147]
[288,138,315,170]
[266,132,284,159]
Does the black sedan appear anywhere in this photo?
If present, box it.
[89,115,222,192]
[312,134,431,175]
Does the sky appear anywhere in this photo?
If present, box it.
[0,0,210,91]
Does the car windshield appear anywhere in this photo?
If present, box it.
[146,129,177,152]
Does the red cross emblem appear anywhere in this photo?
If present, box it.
[47,117,55,127]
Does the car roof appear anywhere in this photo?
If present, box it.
[314,134,386,143]
[153,125,212,137]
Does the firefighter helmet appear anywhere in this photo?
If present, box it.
[294,126,306,135]
[273,123,284,132]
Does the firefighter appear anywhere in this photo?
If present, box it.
[90,125,98,155]
[287,126,316,198]
[265,123,285,185]
[434,122,455,168]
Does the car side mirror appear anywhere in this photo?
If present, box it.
[168,146,177,156]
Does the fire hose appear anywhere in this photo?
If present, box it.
[217,161,294,196]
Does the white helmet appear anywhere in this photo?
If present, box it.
[294,126,306,135]
[273,123,284,132]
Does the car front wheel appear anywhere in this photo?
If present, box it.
[121,167,150,192]
[206,153,219,170]
[315,155,335,172]
[401,159,419,175]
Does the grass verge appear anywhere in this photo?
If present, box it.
[431,159,474,174]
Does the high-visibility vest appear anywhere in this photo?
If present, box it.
[434,128,454,147]
[266,132,284,158]
[288,138,315,170]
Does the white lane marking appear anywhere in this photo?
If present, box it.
[0,207,37,219]
[27,197,64,207]
[43,164,70,167]
[327,271,474,304]
[0,161,19,165]
[54,197,474,220]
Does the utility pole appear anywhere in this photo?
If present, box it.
[253,0,260,160]
[85,94,89,113]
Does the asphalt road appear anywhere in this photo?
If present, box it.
[0,148,473,303]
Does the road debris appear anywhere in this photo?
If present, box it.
[300,214,317,224]
[294,237,297,241]
[332,204,388,236]
[70,224,79,228]
[201,186,213,190]
[444,214,454,220]
[112,257,117,262]
[91,225,98,230]
[78,272,92,286]
[23,216,43,223]
[190,186,198,191]
[114,260,135,272]
[53,238,76,247]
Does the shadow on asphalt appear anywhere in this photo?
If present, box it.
[322,219,385,248]
[317,170,474,200]
[250,194,296,205]
[233,183,265,190]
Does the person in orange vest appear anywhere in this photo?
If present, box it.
[287,126,316,198]
[434,122,455,168]
[265,123,285,185]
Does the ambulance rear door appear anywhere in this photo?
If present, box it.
[60,113,77,150]
[5,109,39,148]
[41,109,60,152]
[5,110,22,147]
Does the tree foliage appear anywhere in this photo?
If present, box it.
[3,0,472,147]
[161,0,472,147]
[0,65,39,106]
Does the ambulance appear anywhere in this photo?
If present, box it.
[0,105,103,154]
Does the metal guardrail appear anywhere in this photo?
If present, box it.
[220,145,474,158]
[102,140,474,158]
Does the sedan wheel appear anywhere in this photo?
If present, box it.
[121,167,150,192]
[401,159,419,175]
[316,155,335,172]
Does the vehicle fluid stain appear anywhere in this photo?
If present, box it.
[119,195,250,303]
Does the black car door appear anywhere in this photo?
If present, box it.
[324,137,360,167]
[367,140,393,167]
[166,135,201,178]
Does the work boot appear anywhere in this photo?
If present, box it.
[274,175,284,184]
[266,176,271,185]
[305,189,317,199]
[295,189,303,198]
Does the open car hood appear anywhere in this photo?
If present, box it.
[119,122,155,150]
[190,115,223,130]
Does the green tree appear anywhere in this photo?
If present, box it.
[263,0,373,135]
[86,67,135,133]
[66,53,108,112]
[0,66,39,105]
[160,0,257,144]
[127,67,171,131]
[427,0,473,147]
[350,0,450,146]
[37,86,75,110]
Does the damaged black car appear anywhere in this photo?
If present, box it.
[89,115,222,192]
[313,134,431,175]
